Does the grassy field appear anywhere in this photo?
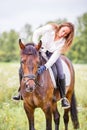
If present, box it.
[0,62,87,130]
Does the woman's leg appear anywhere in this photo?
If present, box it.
[55,56,70,109]
[12,67,23,100]
[43,51,70,109]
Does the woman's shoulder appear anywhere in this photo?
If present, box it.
[42,24,53,30]
[49,23,58,30]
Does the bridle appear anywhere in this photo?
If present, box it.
[20,46,42,92]
[20,64,41,88]
[23,74,36,83]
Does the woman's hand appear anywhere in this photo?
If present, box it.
[37,65,46,74]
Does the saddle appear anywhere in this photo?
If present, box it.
[40,51,71,88]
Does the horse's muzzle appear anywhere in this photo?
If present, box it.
[23,74,36,92]
[25,84,36,93]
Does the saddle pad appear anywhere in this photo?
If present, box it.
[61,59,71,86]
[48,59,71,88]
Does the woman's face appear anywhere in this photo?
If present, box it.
[58,26,71,38]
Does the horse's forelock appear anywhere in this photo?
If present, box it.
[21,43,37,56]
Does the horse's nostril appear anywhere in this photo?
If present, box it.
[26,84,29,88]
[25,84,35,92]
[30,87,33,91]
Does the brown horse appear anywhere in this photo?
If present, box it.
[19,39,79,130]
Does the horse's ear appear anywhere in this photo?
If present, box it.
[35,40,42,51]
[19,39,25,49]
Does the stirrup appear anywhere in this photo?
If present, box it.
[61,97,70,109]
[61,97,69,103]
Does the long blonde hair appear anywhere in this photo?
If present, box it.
[51,22,74,53]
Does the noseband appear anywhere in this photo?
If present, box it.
[23,74,36,83]
[22,73,41,88]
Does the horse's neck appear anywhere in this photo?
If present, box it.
[39,53,46,65]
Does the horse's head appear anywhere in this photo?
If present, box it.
[19,39,42,92]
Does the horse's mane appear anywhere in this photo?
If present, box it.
[21,43,38,56]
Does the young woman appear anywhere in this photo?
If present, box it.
[13,22,74,109]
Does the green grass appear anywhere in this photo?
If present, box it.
[0,62,87,130]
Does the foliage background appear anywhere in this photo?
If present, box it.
[0,12,87,63]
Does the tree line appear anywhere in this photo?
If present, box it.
[0,12,87,63]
